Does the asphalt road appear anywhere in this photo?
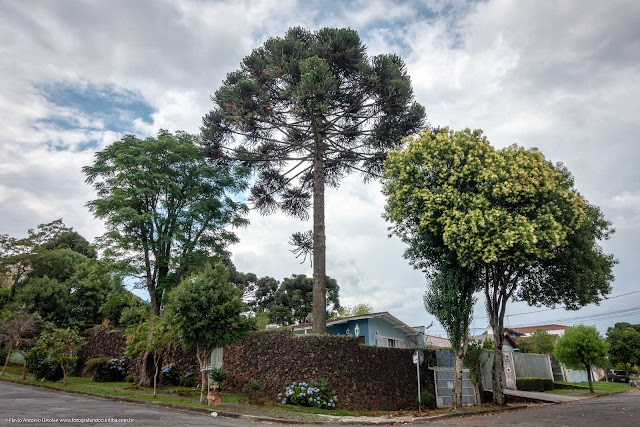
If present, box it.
[0,381,639,426]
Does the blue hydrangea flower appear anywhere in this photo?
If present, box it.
[282,398,287,404]
[278,393,282,397]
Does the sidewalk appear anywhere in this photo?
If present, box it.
[503,389,591,403]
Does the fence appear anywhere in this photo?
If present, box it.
[481,350,552,390]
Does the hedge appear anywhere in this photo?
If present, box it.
[516,377,554,392]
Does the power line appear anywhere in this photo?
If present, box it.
[476,290,640,319]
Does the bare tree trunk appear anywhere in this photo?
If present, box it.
[311,123,326,335]
[586,364,594,393]
[196,344,206,404]
[153,353,159,397]
[22,356,27,380]
[138,294,157,387]
[1,343,13,375]
[491,334,505,405]
[62,362,68,386]
[453,349,464,410]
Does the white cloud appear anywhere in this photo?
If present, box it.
[0,0,639,333]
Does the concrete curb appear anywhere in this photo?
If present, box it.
[1,377,533,425]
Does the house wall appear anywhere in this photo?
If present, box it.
[326,319,370,344]
[367,317,416,348]
[223,330,437,410]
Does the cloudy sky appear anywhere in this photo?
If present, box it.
[1,0,639,336]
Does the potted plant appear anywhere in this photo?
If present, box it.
[208,367,227,406]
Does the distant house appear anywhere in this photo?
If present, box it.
[476,327,523,350]
[292,312,425,348]
[508,324,569,338]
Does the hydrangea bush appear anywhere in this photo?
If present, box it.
[160,363,181,385]
[92,358,126,382]
[278,379,338,409]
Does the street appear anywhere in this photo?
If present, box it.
[0,382,639,426]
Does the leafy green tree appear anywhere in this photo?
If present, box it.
[0,219,72,287]
[33,324,86,386]
[66,260,115,328]
[337,303,374,317]
[14,276,69,326]
[165,264,253,403]
[607,322,640,375]
[99,282,145,327]
[383,128,616,404]
[520,329,556,355]
[202,27,425,333]
[42,231,96,258]
[228,265,279,313]
[554,325,609,393]
[0,310,41,378]
[269,274,340,325]
[126,317,175,396]
[424,264,479,409]
[84,130,249,385]
[27,248,88,287]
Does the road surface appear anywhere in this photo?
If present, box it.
[1,381,638,426]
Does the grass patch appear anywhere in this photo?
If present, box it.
[547,381,634,395]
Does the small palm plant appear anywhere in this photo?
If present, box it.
[209,367,228,391]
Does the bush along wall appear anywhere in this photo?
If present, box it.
[516,377,554,392]
[223,330,436,411]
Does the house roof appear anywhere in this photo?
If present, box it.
[292,311,419,336]
[509,324,569,335]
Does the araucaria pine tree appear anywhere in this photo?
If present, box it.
[202,27,425,333]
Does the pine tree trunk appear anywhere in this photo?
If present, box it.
[586,364,594,393]
[311,124,326,335]
[1,343,13,375]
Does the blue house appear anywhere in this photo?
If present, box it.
[292,312,424,348]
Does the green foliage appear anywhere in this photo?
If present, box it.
[27,248,89,284]
[337,304,374,318]
[269,274,340,325]
[419,392,437,409]
[160,363,181,385]
[554,325,609,370]
[100,282,144,327]
[516,377,554,392]
[165,263,253,361]
[14,276,69,326]
[83,357,111,377]
[252,312,271,330]
[280,380,337,409]
[464,340,487,389]
[42,231,96,259]
[607,322,640,372]
[84,130,249,318]
[424,264,479,351]
[248,379,263,391]
[91,358,126,382]
[125,374,135,383]
[181,372,195,387]
[32,324,86,384]
[209,367,228,390]
[383,127,616,403]
[519,329,557,354]
[27,347,64,382]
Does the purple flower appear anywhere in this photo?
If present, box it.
[282,398,287,404]
[278,393,282,397]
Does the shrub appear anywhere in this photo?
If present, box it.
[278,379,338,409]
[419,391,437,409]
[92,358,126,382]
[0,347,8,366]
[125,374,135,383]
[83,357,111,377]
[160,363,180,385]
[248,379,263,392]
[27,348,64,382]
[516,377,552,392]
[209,367,228,390]
[181,372,195,387]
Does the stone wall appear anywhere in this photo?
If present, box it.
[77,327,126,373]
[223,330,436,410]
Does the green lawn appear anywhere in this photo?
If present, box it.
[548,381,634,395]
[0,365,489,421]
